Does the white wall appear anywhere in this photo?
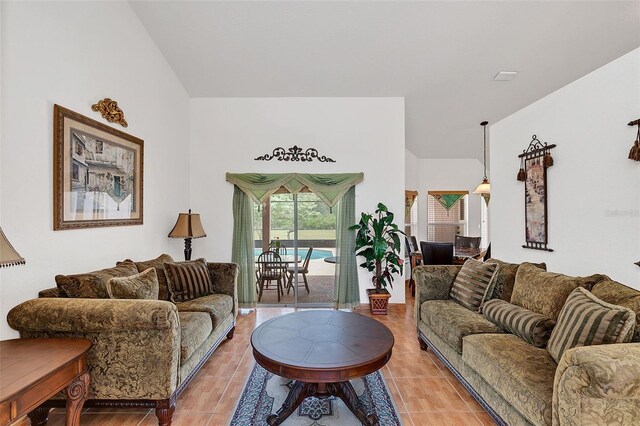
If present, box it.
[405,149,419,190]
[491,48,640,288]
[0,1,191,338]
[190,98,406,304]
[414,158,485,244]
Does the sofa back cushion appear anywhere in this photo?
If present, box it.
[547,287,636,363]
[511,263,609,320]
[107,268,159,300]
[483,299,556,348]
[592,279,640,342]
[486,258,546,302]
[56,260,138,298]
[164,258,214,303]
[131,254,174,301]
[449,258,498,312]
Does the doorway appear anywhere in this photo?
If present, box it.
[253,188,336,307]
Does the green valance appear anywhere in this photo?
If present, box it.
[226,173,364,207]
[428,191,468,211]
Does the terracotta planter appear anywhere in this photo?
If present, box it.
[367,289,391,315]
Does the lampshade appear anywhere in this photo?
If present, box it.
[168,210,206,239]
[0,227,25,268]
[473,178,491,194]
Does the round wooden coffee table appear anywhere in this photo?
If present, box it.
[251,310,394,426]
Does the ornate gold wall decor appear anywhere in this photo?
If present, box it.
[91,98,128,128]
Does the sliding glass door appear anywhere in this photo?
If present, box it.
[254,189,336,307]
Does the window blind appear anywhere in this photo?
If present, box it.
[427,192,467,243]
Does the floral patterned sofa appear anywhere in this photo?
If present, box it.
[414,259,640,426]
[7,254,238,426]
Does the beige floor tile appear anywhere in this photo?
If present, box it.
[139,412,212,426]
[410,412,482,426]
[46,412,147,426]
[174,375,229,413]
[395,378,470,413]
[387,352,444,378]
[474,411,499,425]
[446,376,487,412]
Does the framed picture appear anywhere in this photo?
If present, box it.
[53,104,143,230]
[524,155,547,246]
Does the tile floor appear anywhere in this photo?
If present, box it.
[19,287,496,426]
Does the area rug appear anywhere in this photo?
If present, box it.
[230,364,403,425]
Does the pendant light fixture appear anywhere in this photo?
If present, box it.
[474,121,491,197]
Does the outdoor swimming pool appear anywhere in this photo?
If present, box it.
[253,248,332,260]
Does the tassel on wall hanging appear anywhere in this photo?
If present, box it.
[628,119,640,162]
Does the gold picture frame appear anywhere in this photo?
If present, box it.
[53,104,143,230]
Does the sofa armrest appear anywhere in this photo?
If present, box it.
[8,298,178,333]
[7,298,180,400]
[553,343,640,425]
[38,287,62,298]
[413,265,461,321]
[207,262,239,316]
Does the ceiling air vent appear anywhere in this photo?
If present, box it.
[493,71,518,81]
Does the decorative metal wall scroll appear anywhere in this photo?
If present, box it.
[91,98,128,128]
[255,145,335,163]
[628,119,640,162]
[518,135,556,252]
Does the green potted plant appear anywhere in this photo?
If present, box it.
[350,203,404,314]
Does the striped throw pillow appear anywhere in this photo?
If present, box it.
[547,287,636,363]
[483,299,556,347]
[164,258,214,303]
[449,259,498,312]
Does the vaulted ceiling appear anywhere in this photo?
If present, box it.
[130,1,640,160]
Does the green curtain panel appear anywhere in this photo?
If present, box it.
[231,185,256,308]
[334,186,360,309]
[226,173,364,208]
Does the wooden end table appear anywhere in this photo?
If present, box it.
[251,310,394,426]
[0,338,92,426]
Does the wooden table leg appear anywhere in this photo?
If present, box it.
[328,381,379,426]
[266,381,316,426]
[65,371,89,426]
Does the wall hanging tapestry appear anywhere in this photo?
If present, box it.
[518,134,556,251]
[628,119,640,162]
[255,145,335,162]
[91,98,128,128]
[53,104,143,230]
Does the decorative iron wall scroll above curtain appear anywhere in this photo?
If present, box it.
[518,135,556,252]
[254,145,335,163]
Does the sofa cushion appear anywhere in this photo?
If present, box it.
[592,279,640,342]
[547,288,636,363]
[486,258,546,302]
[56,260,138,299]
[463,333,556,426]
[164,258,214,303]
[107,268,159,300]
[178,312,212,362]
[449,258,498,312]
[511,263,609,320]
[420,299,503,353]
[131,254,174,301]
[175,293,234,329]
[483,299,556,348]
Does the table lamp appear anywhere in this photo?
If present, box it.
[168,210,207,261]
[0,227,25,267]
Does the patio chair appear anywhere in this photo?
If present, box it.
[286,247,313,295]
[256,250,287,302]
